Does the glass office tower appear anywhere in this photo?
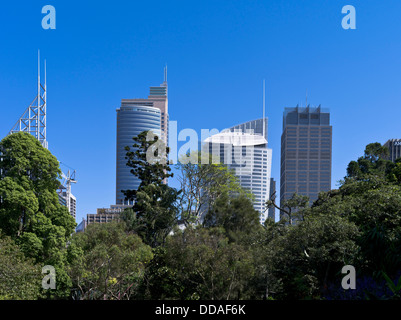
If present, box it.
[280,105,332,217]
[116,104,161,205]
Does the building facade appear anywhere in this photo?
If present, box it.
[204,118,275,223]
[280,106,332,216]
[384,139,401,162]
[76,218,87,233]
[86,205,130,226]
[58,190,76,220]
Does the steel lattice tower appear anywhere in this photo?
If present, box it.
[9,52,47,149]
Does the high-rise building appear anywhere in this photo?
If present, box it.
[116,105,161,205]
[116,72,168,205]
[57,186,76,219]
[280,105,332,216]
[384,139,401,162]
[204,118,275,224]
[120,68,168,145]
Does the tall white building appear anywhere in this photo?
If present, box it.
[203,118,275,224]
[58,190,77,220]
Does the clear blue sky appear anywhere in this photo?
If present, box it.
[1,0,401,223]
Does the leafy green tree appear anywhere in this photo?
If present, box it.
[176,151,245,225]
[135,245,186,300]
[267,214,359,299]
[203,192,262,241]
[123,131,180,247]
[132,183,180,247]
[305,142,401,282]
[346,142,394,179]
[162,227,255,300]
[67,221,153,300]
[0,233,42,300]
[0,132,76,298]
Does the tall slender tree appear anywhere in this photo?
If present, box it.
[122,131,179,247]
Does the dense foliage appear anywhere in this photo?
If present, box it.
[1,133,400,300]
[0,132,76,298]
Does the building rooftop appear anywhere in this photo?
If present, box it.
[204,131,267,147]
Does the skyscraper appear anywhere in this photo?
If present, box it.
[280,105,332,216]
[384,139,401,162]
[121,68,168,145]
[204,118,275,223]
[116,105,161,205]
[116,71,168,205]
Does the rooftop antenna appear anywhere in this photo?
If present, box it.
[37,50,40,140]
[164,64,167,83]
[10,50,47,149]
[263,79,266,140]
[306,89,308,108]
[44,59,47,143]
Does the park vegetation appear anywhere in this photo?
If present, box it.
[0,132,400,300]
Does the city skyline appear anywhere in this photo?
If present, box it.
[2,1,401,223]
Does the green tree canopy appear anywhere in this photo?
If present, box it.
[0,233,42,300]
[122,131,180,247]
[67,221,153,300]
[0,132,76,298]
[161,227,255,300]
[176,151,246,225]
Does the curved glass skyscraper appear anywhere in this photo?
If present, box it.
[116,104,161,205]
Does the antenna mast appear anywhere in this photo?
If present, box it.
[10,51,47,149]
[306,89,308,108]
[263,79,266,140]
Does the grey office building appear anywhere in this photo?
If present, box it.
[384,139,401,162]
[280,106,332,215]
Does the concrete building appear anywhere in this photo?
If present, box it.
[280,105,332,216]
[86,205,130,226]
[384,139,401,162]
[204,118,275,224]
[58,189,77,220]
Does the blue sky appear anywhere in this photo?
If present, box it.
[1,0,401,223]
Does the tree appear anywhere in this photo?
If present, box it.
[162,227,255,300]
[0,233,42,300]
[67,221,153,300]
[346,142,394,179]
[304,142,401,285]
[123,131,173,200]
[203,192,261,241]
[267,214,359,299]
[176,151,245,225]
[122,131,180,247]
[131,183,180,247]
[267,192,309,225]
[0,132,76,298]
